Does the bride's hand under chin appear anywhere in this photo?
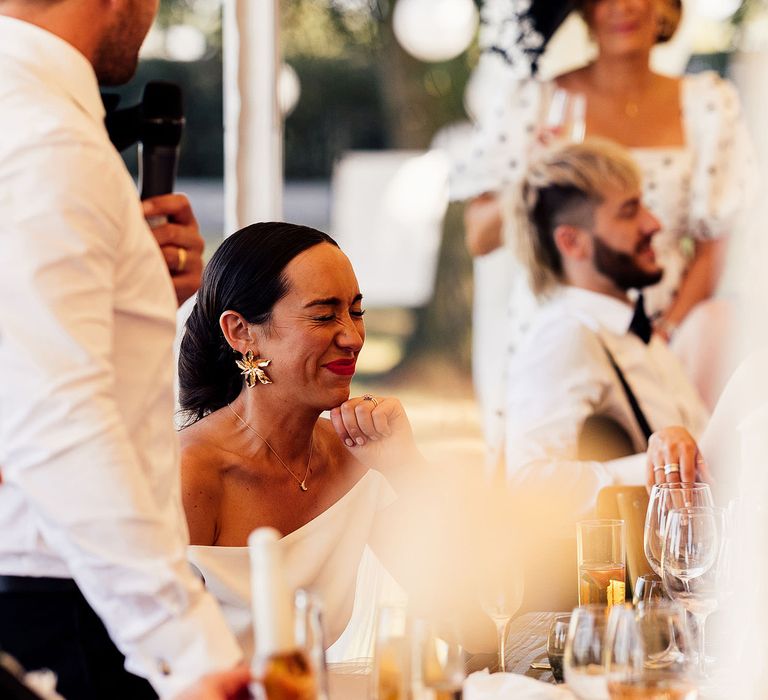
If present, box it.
[328,395,422,475]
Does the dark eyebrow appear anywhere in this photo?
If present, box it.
[304,294,363,308]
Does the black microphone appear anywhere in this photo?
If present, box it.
[138,81,184,201]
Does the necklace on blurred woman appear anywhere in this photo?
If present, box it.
[228,403,314,492]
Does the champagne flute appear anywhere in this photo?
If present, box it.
[644,483,713,576]
[564,604,610,700]
[538,85,587,145]
[661,507,725,677]
[478,566,525,673]
[605,602,697,699]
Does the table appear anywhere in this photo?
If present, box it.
[466,612,559,683]
[328,612,562,698]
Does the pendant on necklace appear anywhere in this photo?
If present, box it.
[625,101,639,118]
[300,481,308,492]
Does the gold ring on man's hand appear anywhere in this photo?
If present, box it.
[177,247,188,273]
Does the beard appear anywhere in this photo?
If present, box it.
[592,233,664,291]
[92,0,156,86]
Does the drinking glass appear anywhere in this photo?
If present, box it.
[414,620,465,700]
[538,85,587,144]
[294,589,329,700]
[644,483,713,576]
[478,566,525,672]
[632,574,667,607]
[577,520,626,606]
[605,602,697,699]
[564,604,610,700]
[371,605,409,700]
[661,506,725,676]
[546,614,571,684]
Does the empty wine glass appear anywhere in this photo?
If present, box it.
[564,604,610,700]
[478,565,525,673]
[662,506,725,677]
[605,602,697,699]
[644,483,713,576]
[632,574,667,607]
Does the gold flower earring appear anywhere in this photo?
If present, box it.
[236,349,273,387]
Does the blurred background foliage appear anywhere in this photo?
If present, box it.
[110,0,762,377]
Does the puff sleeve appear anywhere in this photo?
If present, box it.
[686,71,758,240]
[449,77,543,201]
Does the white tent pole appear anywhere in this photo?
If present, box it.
[223,0,282,234]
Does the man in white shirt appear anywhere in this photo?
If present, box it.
[502,141,709,608]
[0,1,241,698]
[506,138,709,481]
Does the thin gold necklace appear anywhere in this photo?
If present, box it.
[228,403,314,492]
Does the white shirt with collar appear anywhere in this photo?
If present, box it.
[504,286,710,522]
[0,17,240,697]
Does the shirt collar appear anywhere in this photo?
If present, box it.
[0,16,105,123]
[553,286,635,336]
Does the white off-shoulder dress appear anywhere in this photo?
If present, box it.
[450,71,757,457]
[188,469,406,663]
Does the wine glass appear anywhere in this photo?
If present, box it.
[564,604,610,700]
[644,483,713,576]
[478,566,525,673]
[605,602,697,699]
[414,620,465,699]
[546,614,571,684]
[662,506,725,677]
[537,85,587,146]
[632,574,667,607]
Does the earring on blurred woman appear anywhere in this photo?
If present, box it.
[236,349,273,387]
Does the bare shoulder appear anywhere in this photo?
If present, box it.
[654,73,682,95]
[179,417,232,545]
[554,66,591,91]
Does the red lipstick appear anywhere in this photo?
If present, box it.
[323,359,357,376]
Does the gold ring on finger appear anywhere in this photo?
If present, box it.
[177,247,188,273]
[362,393,379,407]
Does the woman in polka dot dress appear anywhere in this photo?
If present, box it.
[451,0,756,460]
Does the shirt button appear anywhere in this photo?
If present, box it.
[157,659,172,676]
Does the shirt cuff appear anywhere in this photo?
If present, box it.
[602,452,647,486]
[123,591,243,699]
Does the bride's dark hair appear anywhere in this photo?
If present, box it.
[179,221,338,423]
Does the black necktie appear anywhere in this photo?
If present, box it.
[629,292,653,344]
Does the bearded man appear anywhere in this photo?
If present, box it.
[504,139,709,503]
[0,1,241,698]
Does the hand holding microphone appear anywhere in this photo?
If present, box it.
[136,81,204,306]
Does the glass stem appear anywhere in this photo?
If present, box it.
[495,618,509,673]
[692,612,709,676]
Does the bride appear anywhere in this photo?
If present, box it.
[177,222,487,660]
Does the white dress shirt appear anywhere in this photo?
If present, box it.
[505,287,710,521]
[0,17,240,697]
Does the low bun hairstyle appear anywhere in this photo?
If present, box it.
[178,221,338,424]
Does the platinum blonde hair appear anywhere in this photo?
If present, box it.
[514,138,641,298]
